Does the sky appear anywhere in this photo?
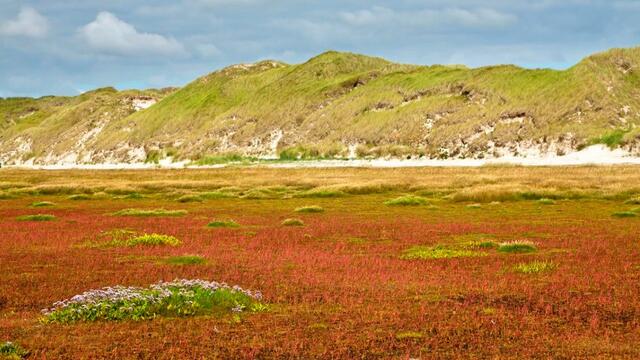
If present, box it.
[1,0,639,97]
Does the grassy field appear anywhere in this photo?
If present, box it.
[1,167,639,358]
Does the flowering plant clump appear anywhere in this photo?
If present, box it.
[42,279,265,323]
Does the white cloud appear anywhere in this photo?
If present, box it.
[79,12,186,56]
[1,7,49,38]
[340,6,517,29]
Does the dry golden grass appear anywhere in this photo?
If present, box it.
[1,166,639,201]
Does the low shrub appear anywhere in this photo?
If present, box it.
[384,196,428,206]
[294,188,346,198]
[0,341,28,359]
[164,255,207,265]
[294,205,324,213]
[395,331,424,340]
[16,214,56,221]
[30,201,55,207]
[112,208,188,217]
[123,234,181,247]
[513,260,556,274]
[612,211,637,218]
[282,218,304,226]
[177,195,203,203]
[207,220,240,228]
[498,241,537,253]
[401,245,487,260]
[68,194,91,201]
[41,279,265,323]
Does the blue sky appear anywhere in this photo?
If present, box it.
[1,0,639,97]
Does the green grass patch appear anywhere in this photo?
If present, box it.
[401,245,487,260]
[395,331,424,340]
[0,341,28,360]
[497,241,537,253]
[16,214,56,221]
[41,279,265,323]
[177,194,203,203]
[101,233,181,247]
[30,201,55,207]
[294,205,324,213]
[68,194,92,201]
[612,211,637,218]
[588,129,628,149]
[164,255,207,265]
[200,191,235,199]
[282,218,304,226]
[294,188,346,198]
[384,195,428,206]
[466,203,482,209]
[112,208,188,217]
[207,219,240,228]
[624,197,640,205]
[513,260,557,274]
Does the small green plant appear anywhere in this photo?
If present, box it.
[95,231,181,247]
[395,331,424,340]
[164,255,207,265]
[112,208,188,217]
[177,194,203,203]
[200,191,235,199]
[16,214,56,221]
[0,341,28,359]
[612,211,637,218]
[513,260,557,274]
[537,198,556,205]
[295,188,345,198]
[384,195,428,206]
[207,219,240,228]
[294,205,324,213]
[122,234,181,247]
[122,192,145,199]
[462,240,497,249]
[498,241,537,253]
[68,194,91,201]
[282,218,304,226]
[30,201,55,207]
[401,245,487,260]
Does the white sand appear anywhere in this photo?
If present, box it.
[4,145,640,170]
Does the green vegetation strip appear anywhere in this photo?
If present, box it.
[294,205,324,213]
[16,214,56,221]
[207,219,240,228]
[112,208,188,217]
[384,196,428,206]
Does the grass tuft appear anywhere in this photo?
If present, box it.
[164,255,207,265]
[112,208,188,217]
[68,194,92,201]
[401,245,486,260]
[294,205,324,213]
[282,218,304,226]
[498,241,537,253]
[395,331,424,340]
[177,194,204,203]
[16,214,56,221]
[537,198,556,205]
[513,260,557,274]
[30,201,55,207]
[107,233,181,247]
[207,219,240,228]
[384,195,428,206]
[295,188,346,198]
[612,211,637,218]
[0,341,28,359]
